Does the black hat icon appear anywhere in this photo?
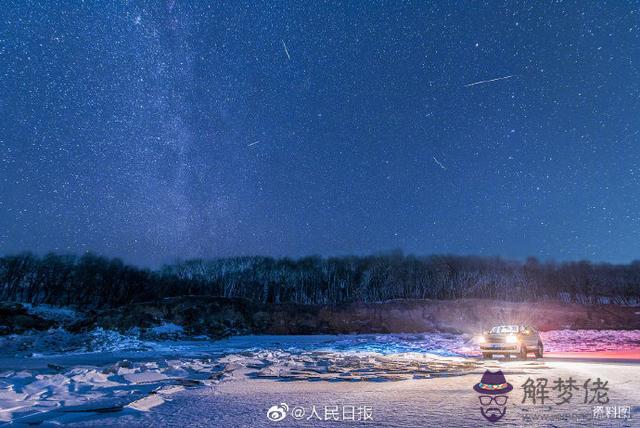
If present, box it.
[473,370,513,395]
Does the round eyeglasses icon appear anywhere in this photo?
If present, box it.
[479,395,508,406]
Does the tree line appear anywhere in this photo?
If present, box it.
[0,252,638,307]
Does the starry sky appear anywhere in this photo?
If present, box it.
[1,1,639,267]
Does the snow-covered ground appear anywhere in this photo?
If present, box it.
[2,328,639,359]
[541,330,640,353]
[0,332,639,426]
[22,303,82,323]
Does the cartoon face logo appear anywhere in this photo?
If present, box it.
[473,370,513,423]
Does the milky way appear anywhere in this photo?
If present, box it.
[1,1,639,266]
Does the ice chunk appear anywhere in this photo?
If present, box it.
[148,323,184,336]
[126,394,165,411]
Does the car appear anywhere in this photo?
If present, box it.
[478,324,543,360]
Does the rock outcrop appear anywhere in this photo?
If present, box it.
[78,296,640,337]
[0,303,56,334]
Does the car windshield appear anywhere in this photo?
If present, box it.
[489,325,520,334]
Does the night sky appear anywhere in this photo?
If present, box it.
[1,1,639,266]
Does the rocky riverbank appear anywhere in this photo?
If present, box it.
[3,297,637,339]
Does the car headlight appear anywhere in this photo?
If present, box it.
[477,335,486,344]
[506,335,518,344]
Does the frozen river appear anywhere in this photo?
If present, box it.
[1,332,639,426]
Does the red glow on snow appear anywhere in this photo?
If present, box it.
[545,350,640,362]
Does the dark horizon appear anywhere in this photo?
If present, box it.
[2,1,639,267]
[4,248,640,271]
